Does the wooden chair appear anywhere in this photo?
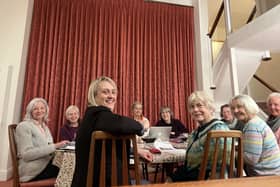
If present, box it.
[86,131,141,187]
[8,124,55,187]
[198,130,243,180]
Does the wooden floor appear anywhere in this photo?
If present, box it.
[0,178,13,187]
[0,165,165,187]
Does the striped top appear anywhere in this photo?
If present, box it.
[243,116,280,176]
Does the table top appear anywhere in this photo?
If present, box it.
[121,176,280,187]
[138,141,187,164]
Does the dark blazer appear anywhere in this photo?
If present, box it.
[71,106,143,187]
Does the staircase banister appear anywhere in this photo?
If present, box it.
[246,5,257,24]
[208,2,224,38]
[253,74,279,93]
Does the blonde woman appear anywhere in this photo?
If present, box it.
[72,76,152,187]
[59,105,80,141]
[16,98,69,182]
[131,101,150,136]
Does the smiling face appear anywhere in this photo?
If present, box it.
[230,99,250,123]
[66,108,79,124]
[31,101,47,122]
[132,103,143,117]
[161,110,171,124]
[267,96,280,117]
[221,106,234,122]
[95,80,117,111]
[189,101,213,125]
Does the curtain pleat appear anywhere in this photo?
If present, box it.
[23,0,195,140]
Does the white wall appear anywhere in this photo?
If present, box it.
[0,0,33,180]
[193,0,213,94]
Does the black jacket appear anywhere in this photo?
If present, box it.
[71,106,143,187]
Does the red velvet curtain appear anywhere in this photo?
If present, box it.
[23,0,195,140]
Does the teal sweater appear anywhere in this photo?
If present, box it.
[170,119,230,181]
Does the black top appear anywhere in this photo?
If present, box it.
[71,106,144,187]
[155,118,188,137]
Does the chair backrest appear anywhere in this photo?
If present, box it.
[8,124,56,187]
[8,124,20,187]
[198,130,243,180]
[86,131,140,187]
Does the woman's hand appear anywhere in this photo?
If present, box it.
[54,140,70,149]
[138,148,153,162]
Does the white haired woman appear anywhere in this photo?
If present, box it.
[15,98,69,182]
[59,105,80,141]
[230,94,280,176]
[266,92,280,147]
[166,91,230,182]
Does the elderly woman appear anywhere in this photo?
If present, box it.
[155,106,187,138]
[15,98,69,182]
[220,104,243,131]
[230,94,280,176]
[167,91,230,182]
[266,92,280,147]
[71,76,153,187]
[59,105,80,141]
[131,101,150,136]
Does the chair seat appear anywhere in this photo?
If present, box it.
[20,178,56,187]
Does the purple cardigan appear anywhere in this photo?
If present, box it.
[59,123,79,141]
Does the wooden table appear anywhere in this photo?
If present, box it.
[52,142,186,186]
[122,176,280,187]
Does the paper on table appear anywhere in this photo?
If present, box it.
[154,141,175,150]
[58,145,75,150]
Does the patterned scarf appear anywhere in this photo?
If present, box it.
[267,115,280,132]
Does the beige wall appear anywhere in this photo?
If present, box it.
[256,0,280,15]
[249,53,280,101]
[0,0,33,180]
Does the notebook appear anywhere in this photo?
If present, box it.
[148,126,172,141]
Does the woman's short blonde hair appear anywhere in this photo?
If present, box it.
[187,91,215,113]
[24,97,49,123]
[131,101,143,110]
[87,76,117,106]
[230,94,259,115]
[65,105,80,118]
